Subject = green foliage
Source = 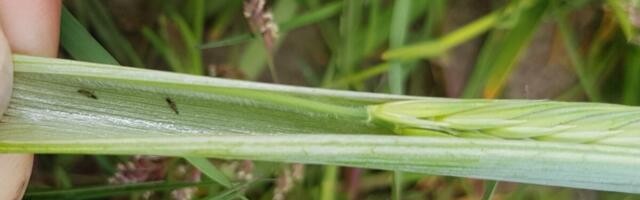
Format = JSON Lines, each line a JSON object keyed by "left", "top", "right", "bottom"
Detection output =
{"left": 4, "top": 56, "right": 640, "bottom": 194}
{"left": 481, "top": 181, "right": 498, "bottom": 200}
{"left": 624, "top": 46, "right": 640, "bottom": 105}
{"left": 68, "top": 0, "right": 144, "bottom": 67}
{"left": 140, "top": 1, "right": 206, "bottom": 75}
{"left": 388, "top": 0, "right": 411, "bottom": 94}
{"left": 382, "top": 10, "right": 499, "bottom": 61}
{"left": 184, "top": 157, "right": 232, "bottom": 188}
{"left": 15, "top": 0, "right": 640, "bottom": 198}
{"left": 25, "top": 181, "right": 219, "bottom": 200}
{"left": 463, "top": 0, "right": 548, "bottom": 98}
{"left": 60, "top": 6, "right": 118, "bottom": 65}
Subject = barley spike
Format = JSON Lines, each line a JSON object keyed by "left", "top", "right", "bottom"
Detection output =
{"left": 368, "top": 99, "right": 640, "bottom": 147}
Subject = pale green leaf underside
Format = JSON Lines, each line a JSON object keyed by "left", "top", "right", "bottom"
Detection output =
{"left": 2, "top": 56, "right": 640, "bottom": 193}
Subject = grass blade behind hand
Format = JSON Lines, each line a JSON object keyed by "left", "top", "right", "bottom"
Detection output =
{"left": 60, "top": 6, "right": 118, "bottom": 65}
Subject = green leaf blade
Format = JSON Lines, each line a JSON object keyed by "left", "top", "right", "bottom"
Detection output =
{"left": 184, "top": 157, "right": 232, "bottom": 188}
{"left": 60, "top": 6, "right": 119, "bottom": 65}
{"left": 3, "top": 56, "right": 640, "bottom": 194}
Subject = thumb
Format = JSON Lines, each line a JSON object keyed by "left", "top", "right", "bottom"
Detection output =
{"left": 0, "top": 1, "right": 61, "bottom": 199}
{"left": 0, "top": 25, "right": 10, "bottom": 118}
{"left": 0, "top": 27, "right": 32, "bottom": 200}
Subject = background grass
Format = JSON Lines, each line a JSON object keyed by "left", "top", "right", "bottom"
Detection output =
{"left": 21, "top": 0, "right": 640, "bottom": 199}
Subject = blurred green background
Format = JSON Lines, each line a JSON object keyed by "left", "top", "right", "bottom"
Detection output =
{"left": 26, "top": 0, "right": 640, "bottom": 199}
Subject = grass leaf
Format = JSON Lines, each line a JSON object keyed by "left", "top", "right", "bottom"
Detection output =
{"left": 388, "top": 0, "right": 412, "bottom": 94}
{"left": 382, "top": 11, "right": 499, "bottom": 61}
{"left": 481, "top": 181, "right": 499, "bottom": 200}
{"left": 4, "top": 56, "right": 640, "bottom": 194}
{"left": 60, "top": 6, "right": 119, "bottom": 65}
{"left": 184, "top": 157, "right": 232, "bottom": 188}
{"left": 74, "top": 0, "right": 144, "bottom": 67}
{"left": 462, "top": 0, "right": 548, "bottom": 98}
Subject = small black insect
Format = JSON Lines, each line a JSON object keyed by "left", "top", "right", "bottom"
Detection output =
{"left": 77, "top": 89, "right": 98, "bottom": 99}
{"left": 165, "top": 97, "right": 179, "bottom": 115}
